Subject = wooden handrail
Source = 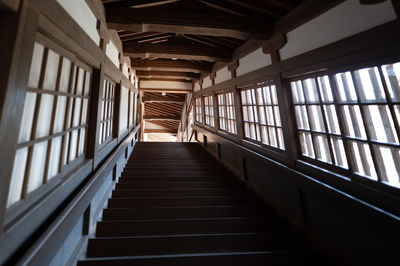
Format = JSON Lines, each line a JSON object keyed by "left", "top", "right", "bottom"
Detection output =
{"left": 17, "top": 124, "right": 141, "bottom": 265}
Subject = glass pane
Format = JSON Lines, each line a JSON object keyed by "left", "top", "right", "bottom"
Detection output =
{"left": 269, "top": 127, "right": 277, "bottom": 148}
{"left": 259, "top": 106, "right": 266, "bottom": 125}
{"left": 341, "top": 105, "right": 367, "bottom": 139}
{"left": 373, "top": 145, "right": 400, "bottom": 187}
{"left": 54, "top": 96, "right": 67, "bottom": 133}
{"left": 36, "top": 94, "right": 54, "bottom": 138}
{"left": 244, "top": 122, "right": 250, "bottom": 138}
{"left": 263, "top": 86, "right": 272, "bottom": 105}
{"left": 81, "top": 99, "right": 89, "bottom": 125}
{"left": 69, "top": 130, "right": 78, "bottom": 162}
{"left": 43, "top": 49, "right": 60, "bottom": 91}
{"left": 256, "top": 88, "right": 263, "bottom": 105}
{"left": 72, "top": 98, "right": 82, "bottom": 127}
{"left": 7, "top": 148, "right": 28, "bottom": 207}
{"left": 59, "top": 57, "right": 71, "bottom": 93}
{"left": 78, "top": 128, "right": 86, "bottom": 155}
{"left": 84, "top": 71, "right": 91, "bottom": 96}
{"left": 270, "top": 85, "right": 278, "bottom": 105}
{"left": 241, "top": 90, "right": 247, "bottom": 105}
{"left": 335, "top": 72, "right": 358, "bottom": 102}
{"left": 354, "top": 67, "right": 385, "bottom": 103}
{"left": 62, "top": 133, "right": 70, "bottom": 167}
{"left": 250, "top": 123, "right": 256, "bottom": 140}
{"left": 48, "top": 136, "right": 62, "bottom": 179}
{"left": 28, "top": 42, "right": 45, "bottom": 88}
{"left": 349, "top": 141, "right": 377, "bottom": 180}
{"left": 266, "top": 106, "right": 274, "bottom": 126}
{"left": 299, "top": 132, "right": 314, "bottom": 158}
{"left": 314, "top": 134, "right": 332, "bottom": 163}
{"left": 274, "top": 106, "right": 281, "bottom": 127}
{"left": 324, "top": 105, "right": 341, "bottom": 134}
{"left": 277, "top": 128, "right": 285, "bottom": 150}
{"left": 294, "top": 105, "right": 310, "bottom": 130}
{"left": 317, "top": 75, "right": 334, "bottom": 103}
{"left": 76, "top": 68, "right": 85, "bottom": 95}
{"left": 28, "top": 141, "right": 48, "bottom": 193}
{"left": 363, "top": 105, "right": 399, "bottom": 144}
{"left": 303, "top": 78, "right": 319, "bottom": 103}
{"left": 308, "top": 105, "right": 325, "bottom": 132}
{"left": 242, "top": 106, "right": 248, "bottom": 121}
{"left": 381, "top": 62, "right": 400, "bottom": 102}
{"left": 291, "top": 81, "right": 305, "bottom": 104}
{"left": 331, "top": 136, "right": 348, "bottom": 168}
{"left": 261, "top": 126, "right": 268, "bottom": 144}
{"left": 18, "top": 92, "right": 37, "bottom": 143}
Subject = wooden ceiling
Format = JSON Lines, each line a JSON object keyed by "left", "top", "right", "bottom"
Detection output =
{"left": 143, "top": 92, "right": 185, "bottom": 134}
{"left": 101, "top": 0, "right": 304, "bottom": 135}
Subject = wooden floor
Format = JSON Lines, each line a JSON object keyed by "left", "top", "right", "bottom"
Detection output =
{"left": 78, "top": 142, "right": 334, "bottom": 265}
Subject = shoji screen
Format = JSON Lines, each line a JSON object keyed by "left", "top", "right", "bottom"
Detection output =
{"left": 7, "top": 37, "right": 91, "bottom": 207}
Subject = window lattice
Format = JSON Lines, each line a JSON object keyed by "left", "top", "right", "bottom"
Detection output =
{"left": 217, "top": 92, "right": 237, "bottom": 134}
{"left": 195, "top": 98, "right": 202, "bottom": 122}
{"left": 291, "top": 63, "right": 400, "bottom": 187}
{"left": 204, "top": 95, "right": 215, "bottom": 127}
{"left": 99, "top": 79, "right": 115, "bottom": 144}
{"left": 8, "top": 41, "right": 91, "bottom": 207}
{"left": 241, "top": 85, "right": 285, "bottom": 150}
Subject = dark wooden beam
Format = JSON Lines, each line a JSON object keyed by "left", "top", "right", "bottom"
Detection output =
{"left": 144, "top": 129, "right": 177, "bottom": 133}
{"left": 142, "top": 96, "right": 185, "bottom": 103}
{"left": 124, "top": 42, "right": 232, "bottom": 62}
{"left": 139, "top": 88, "right": 192, "bottom": 93}
{"left": 131, "top": 59, "right": 212, "bottom": 73}
{"left": 136, "top": 70, "right": 201, "bottom": 80}
{"left": 139, "top": 77, "right": 194, "bottom": 83}
{"left": 105, "top": 3, "right": 272, "bottom": 40}
{"left": 143, "top": 115, "right": 181, "bottom": 120}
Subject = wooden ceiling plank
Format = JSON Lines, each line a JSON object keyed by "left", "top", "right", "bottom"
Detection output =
{"left": 143, "top": 115, "right": 181, "bottom": 120}
{"left": 131, "top": 59, "right": 212, "bottom": 73}
{"left": 123, "top": 41, "right": 232, "bottom": 62}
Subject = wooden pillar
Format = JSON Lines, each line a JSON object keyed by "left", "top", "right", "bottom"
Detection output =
{"left": 0, "top": 2, "right": 38, "bottom": 235}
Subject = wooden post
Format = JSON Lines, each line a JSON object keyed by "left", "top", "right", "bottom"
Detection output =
{"left": 0, "top": 2, "right": 39, "bottom": 235}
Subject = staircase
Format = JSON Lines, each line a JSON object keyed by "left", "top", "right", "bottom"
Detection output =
{"left": 78, "top": 142, "right": 334, "bottom": 265}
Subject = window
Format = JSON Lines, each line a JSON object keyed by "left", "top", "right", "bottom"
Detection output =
{"left": 217, "top": 92, "right": 237, "bottom": 134}
{"left": 99, "top": 79, "right": 115, "bottom": 145}
{"left": 291, "top": 62, "right": 400, "bottom": 188}
{"left": 241, "top": 84, "right": 285, "bottom": 150}
{"left": 195, "top": 98, "right": 202, "bottom": 122}
{"left": 8, "top": 40, "right": 91, "bottom": 207}
{"left": 204, "top": 95, "right": 215, "bottom": 127}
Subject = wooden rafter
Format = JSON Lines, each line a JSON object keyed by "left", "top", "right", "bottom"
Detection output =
{"left": 105, "top": 1, "right": 272, "bottom": 40}
{"left": 143, "top": 115, "right": 181, "bottom": 120}
{"left": 131, "top": 59, "right": 212, "bottom": 73}
{"left": 123, "top": 41, "right": 232, "bottom": 61}
{"left": 136, "top": 70, "right": 201, "bottom": 80}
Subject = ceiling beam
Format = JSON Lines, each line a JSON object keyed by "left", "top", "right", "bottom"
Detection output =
{"left": 105, "top": 4, "right": 272, "bottom": 40}
{"left": 143, "top": 115, "right": 181, "bottom": 120}
{"left": 124, "top": 42, "right": 232, "bottom": 62}
{"left": 142, "top": 96, "right": 185, "bottom": 103}
{"left": 139, "top": 77, "right": 193, "bottom": 83}
{"left": 144, "top": 129, "right": 177, "bottom": 134}
{"left": 136, "top": 70, "right": 201, "bottom": 80}
{"left": 139, "top": 88, "right": 192, "bottom": 93}
{"left": 131, "top": 59, "right": 212, "bottom": 73}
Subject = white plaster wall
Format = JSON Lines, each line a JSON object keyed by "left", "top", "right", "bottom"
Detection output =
{"left": 194, "top": 82, "right": 200, "bottom": 92}
{"left": 140, "top": 80, "right": 192, "bottom": 90}
{"left": 215, "top": 67, "right": 231, "bottom": 84}
{"left": 56, "top": 0, "right": 100, "bottom": 45}
{"left": 280, "top": 0, "right": 397, "bottom": 60}
{"left": 237, "top": 48, "right": 272, "bottom": 76}
{"left": 203, "top": 76, "right": 212, "bottom": 88}
{"left": 123, "top": 63, "right": 129, "bottom": 78}
{"left": 106, "top": 41, "right": 120, "bottom": 68}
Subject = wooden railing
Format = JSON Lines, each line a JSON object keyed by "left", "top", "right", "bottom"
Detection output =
{"left": 193, "top": 125, "right": 400, "bottom": 266}
{"left": 15, "top": 125, "right": 140, "bottom": 266}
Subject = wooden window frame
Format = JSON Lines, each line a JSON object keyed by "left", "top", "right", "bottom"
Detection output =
{"left": 217, "top": 92, "right": 237, "bottom": 135}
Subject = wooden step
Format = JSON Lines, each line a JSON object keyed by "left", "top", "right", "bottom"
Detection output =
{"left": 79, "top": 249, "right": 332, "bottom": 266}
{"left": 111, "top": 188, "right": 248, "bottom": 198}
{"left": 96, "top": 217, "right": 288, "bottom": 237}
{"left": 107, "top": 196, "right": 259, "bottom": 208}
{"left": 86, "top": 231, "right": 309, "bottom": 257}
{"left": 102, "top": 205, "right": 274, "bottom": 220}
{"left": 115, "top": 181, "right": 236, "bottom": 190}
